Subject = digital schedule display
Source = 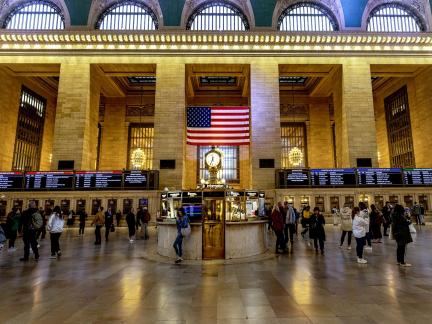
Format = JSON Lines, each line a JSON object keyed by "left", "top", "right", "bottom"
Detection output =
{"left": 403, "top": 168, "right": 432, "bottom": 186}
{"left": 357, "top": 168, "right": 403, "bottom": 186}
{"left": 25, "top": 172, "right": 74, "bottom": 190}
{"left": 0, "top": 172, "right": 24, "bottom": 190}
{"left": 286, "top": 169, "right": 310, "bottom": 186}
{"left": 311, "top": 169, "right": 356, "bottom": 187}
{"left": 75, "top": 171, "right": 122, "bottom": 190}
{"left": 123, "top": 170, "right": 148, "bottom": 189}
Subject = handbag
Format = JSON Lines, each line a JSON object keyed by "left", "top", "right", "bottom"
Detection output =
{"left": 110, "top": 223, "right": 115, "bottom": 232}
{"left": 181, "top": 223, "right": 191, "bottom": 237}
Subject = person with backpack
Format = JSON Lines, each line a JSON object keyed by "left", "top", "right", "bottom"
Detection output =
{"left": 391, "top": 204, "right": 413, "bottom": 267}
{"left": 6, "top": 207, "right": 20, "bottom": 251}
{"left": 19, "top": 201, "right": 41, "bottom": 262}
{"left": 47, "top": 206, "right": 64, "bottom": 259}
{"left": 173, "top": 207, "right": 189, "bottom": 263}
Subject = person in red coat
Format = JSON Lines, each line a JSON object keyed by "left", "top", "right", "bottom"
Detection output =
{"left": 271, "top": 203, "right": 286, "bottom": 254}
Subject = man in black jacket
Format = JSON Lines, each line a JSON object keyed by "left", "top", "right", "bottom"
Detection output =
{"left": 104, "top": 207, "right": 114, "bottom": 241}
{"left": 19, "top": 201, "right": 39, "bottom": 262}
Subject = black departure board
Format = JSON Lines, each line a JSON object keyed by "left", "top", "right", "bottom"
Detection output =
{"left": 358, "top": 168, "right": 403, "bottom": 186}
{"left": 75, "top": 171, "right": 122, "bottom": 190}
{"left": 403, "top": 168, "right": 432, "bottom": 186}
{"left": 286, "top": 169, "right": 310, "bottom": 186}
{"left": 25, "top": 172, "right": 74, "bottom": 190}
{"left": 0, "top": 172, "right": 24, "bottom": 190}
{"left": 311, "top": 169, "right": 356, "bottom": 186}
{"left": 123, "top": 170, "right": 148, "bottom": 189}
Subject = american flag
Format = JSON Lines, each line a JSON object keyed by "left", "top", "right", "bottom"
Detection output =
{"left": 186, "top": 106, "right": 250, "bottom": 146}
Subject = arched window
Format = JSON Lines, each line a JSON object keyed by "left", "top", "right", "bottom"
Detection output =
{"left": 186, "top": 1, "right": 249, "bottom": 31}
{"left": 278, "top": 2, "right": 338, "bottom": 32}
{"left": 3, "top": 1, "right": 65, "bottom": 30}
{"left": 96, "top": 1, "right": 158, "bottom": 30}
{"left": 367, "top": 4, "right": 424, "bottom": 32}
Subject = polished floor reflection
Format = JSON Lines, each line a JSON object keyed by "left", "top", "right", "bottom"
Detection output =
{"left": 1, "top": 226, "right": 431, "bottom": 324}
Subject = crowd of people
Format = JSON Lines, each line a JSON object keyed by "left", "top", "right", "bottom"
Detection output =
{"left": 269, "top": 200, "right": 419, "bottom": 266}
{"left": 0, "top": 202, "right": 152, "bottom": 261}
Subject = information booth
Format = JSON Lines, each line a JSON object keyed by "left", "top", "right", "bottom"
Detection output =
{"left": 157, "top": 189, "right": 268, "bottom": 260}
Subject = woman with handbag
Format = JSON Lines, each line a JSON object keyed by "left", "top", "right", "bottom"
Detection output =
{"left": 173, "top": 208, "right": 189, "bottom": 263}
{"left": 391, "top": 204, "right": 413, "bottom": 267}
{"left": 47, "top": 206, "right": 64, "bottom": 259}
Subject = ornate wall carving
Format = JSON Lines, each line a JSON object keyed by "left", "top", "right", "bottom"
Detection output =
{"left": 180, "top": 0, "right": 255, "bottom": 29}
{"left": 87, "top": 0, "right": 164, "bottom": 28}
{"left": 280, "top": 103, "right": 309, "bottom": 120}
{"left": 361, "top": 0, "right": 429, "bottom": 31}
{"left": 0, "top": 0, "right": 71, "bottom": 28}
{"left": 272, "top": 0, "right": 345, "bottom": 30}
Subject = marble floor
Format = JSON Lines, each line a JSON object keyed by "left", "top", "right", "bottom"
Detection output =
{"left": 1, "top": 225, "right": 431, "bottom": 324}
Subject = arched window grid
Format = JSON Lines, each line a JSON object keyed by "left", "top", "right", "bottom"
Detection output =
{"left": 96, "top": 1, "right": 158, "bottom": 30}
{"left": 3, "top": 1, "right": 65, "bottom": 30}
{"left": 367, "top": 4, "right": 424, "bottom": 32}
{"left": 278, "top": 2, "right": 339, "bottom": 32}
{"left": 186, "top": 1, "right": 249, "bottom": 31}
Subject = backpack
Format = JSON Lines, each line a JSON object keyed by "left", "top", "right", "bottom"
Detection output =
{"left": 31, "top": 211, "right": 43, "bottom": 230}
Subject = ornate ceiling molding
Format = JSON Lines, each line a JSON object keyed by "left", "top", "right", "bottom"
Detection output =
{"left": 361, "top": 0, "right": 429, "bottom": 31}
{"left": 87, "top": 0, "right": 164, "bottom": 29}
{"left": 0, "top": 0, "right": 71, "bottom": 28}
{"left": 180, "top": 0, "right": 255, "bottom": 29}
{"left": 272, "top": 0, "right": 345, "bottom": 30}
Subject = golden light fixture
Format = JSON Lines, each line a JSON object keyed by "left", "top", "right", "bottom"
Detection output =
{"left": 131, "top": 148, "right": 145, "bottom": 169}
{"left": 288, "top": 147, "right": 304, "bottom": 167}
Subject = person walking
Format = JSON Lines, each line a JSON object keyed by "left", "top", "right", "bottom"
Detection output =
{"left": 141, "top": 207, "right": 151, "bottom": 240}
{"left": 91, "top": 207, "right": 105, "bottom": 245}
{"left": 300, "top": 206, "right": 311, "bottom": 238}
{"left": 78, "top": 209, "right": 87, "bottom": 236}
{"left": 359, "top": 202, "right": 372, "bottom": 252}
{"left": 391, "top": 204, "right": 413, "bottom": 267}
{"left": 339, "top": 205, "right": 353, "bottom": 250}
{"left": 126, "top": 207, "right": 136, "bottom": 243}
{"left": 19, "top": 201, "right": 41, "bottom": 262}
{"left": 284, "top": 203, "right": 296, "bottom": 251}
{"left": 47, "top": 206, "right": 64, "bottom": 259}
{"left": 136, "top": 207, "right": 143, "bottom": 231}
{"left": 352, "top": 206, "right": 369, "bottom": 264}
{"left": 173, "top": 208, "right": 189, "bottom": 263}
{"left": 271, "top": 203, "right": 286, "bottom": 254}
{"left": 104, "top": 207, "right": 114, "bottom": 241}
{"left": 309, "top": 207, "right": 326, "bottom": 255}
{"left": 370, "top": 204, "right": 383, "bottom": 243}
{"left": 6, "top": 207, "right": 20, "bottom": 251}
{"left": 382, "top": 202, "right": 392, "bottom": 236}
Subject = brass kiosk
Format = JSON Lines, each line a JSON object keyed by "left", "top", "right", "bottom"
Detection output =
{"left": 157, "top": 189, "right": 268, "bottom": 260}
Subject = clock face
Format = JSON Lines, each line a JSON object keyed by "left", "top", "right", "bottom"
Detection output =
{"left": 205, "top": 152, "right": 221, "bottom": 167}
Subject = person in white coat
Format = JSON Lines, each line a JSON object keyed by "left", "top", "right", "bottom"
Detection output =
{"left": 352, "top": 206, "right": 369, "bottom": 264}
{"left": 339, "top": 206, "right": 353, "bottom": 250}
{"left": 47, "top": 206, "right": 64, "bottom": 259}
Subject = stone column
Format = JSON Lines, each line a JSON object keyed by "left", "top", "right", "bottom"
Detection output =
{"left": 153, "top": 62, "right": 185, "bottom": 189}
{"left": 99, "top": 98, "right": 128, "bottom": 170}
{"left": 250, "top": 61, "right": 281, "bottom": 189}
{"left": 334, "top": 61, "right": 378, "bottom": 167}
{"left": 308, "top": 103, "right": 334, "bottom": 168}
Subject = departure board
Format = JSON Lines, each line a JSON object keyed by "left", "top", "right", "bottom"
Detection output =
{"left": 123, "top": 170, "right": 148, "bottom": 189}
{"left": 75, "top": 171, "right": 123, "bottom": 190}
{"left": 286, "top": 169, "right": 310, "bottom": 186}
{"left": 0, "top": 172, "right": 24, "bottom": 190}
{"left": 311, "top": 169, "right": 356, "bottom": 186}
{"left": 25, "top": 172, "right": 74, "bottom": 190}
{"left": 403, "top": 168, "right": 432, "bottom": 186}
{"left": 357, "top": 168, "right": 403, "bottom": 186}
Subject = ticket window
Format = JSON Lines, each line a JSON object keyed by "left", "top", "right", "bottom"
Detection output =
{"left": 92, "top": 199, "right": 102, "bottom": 215}
{"left": 245, "top": 197, "right": 260, "bottom": 219}
{"left": 404, "top": 195, "right": 413, "bottom": 208}
{"left": 330, "top": 196, "right": 340, "bottom": 210}
{"left": 315, "top": 197, "right": 325, "bottom": 212}
{"left": 28, "top": 199, "right": 39, "bottom": 208}
{"left": 344, "top": 196, "right": 354, "bottom": 209}
{"left": 166, "top": 196, "right": 181, "bottom": 219}
{"left": 0, "top": 200, "right": 7, "bottom": 217}
{"left": 13, "top": 200, "right": 23, "bottom": 212}
{"left": 300, "top": 196, "right": 310, "bottom": 209}
{"left": 139, "top": 198, "right": 148, "bottom": 209}
{"left": 419, "top": 195, "right": 429, "bottom": 210}
{"left": 284, "top": 196, "right": 294, "bottom": 207}
{"left": 107, "top": 199, "right": 117, "bottom": 213}
{"left": 61, "top": 200, "right": 71, "bottom": 214}
{"left": 45, "top": 200, "right": 55, "bottom": 214}
{"left": 76, "top": 199, "right": 86, "bottom": 213}
{"left": 123, "top": 199, "right": 133, "bottom": 214}
{"left": 358, "top": 195, "right": 369, "bottom": 209}
{"left": 389, "top": 195, "right": 399, "bottom": 205}
{"left": 226, "top": 195, "right": 245, "bottom": 221}
{"left": 374, "top": 196, "right": 384, "bottom": 210}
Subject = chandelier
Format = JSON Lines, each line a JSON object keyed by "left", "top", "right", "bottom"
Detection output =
{"left": 131, "top": 148, "right": 145, "bottom": 169}
{"left": 289, "top": 147, "right": 303, "bottom": 167}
